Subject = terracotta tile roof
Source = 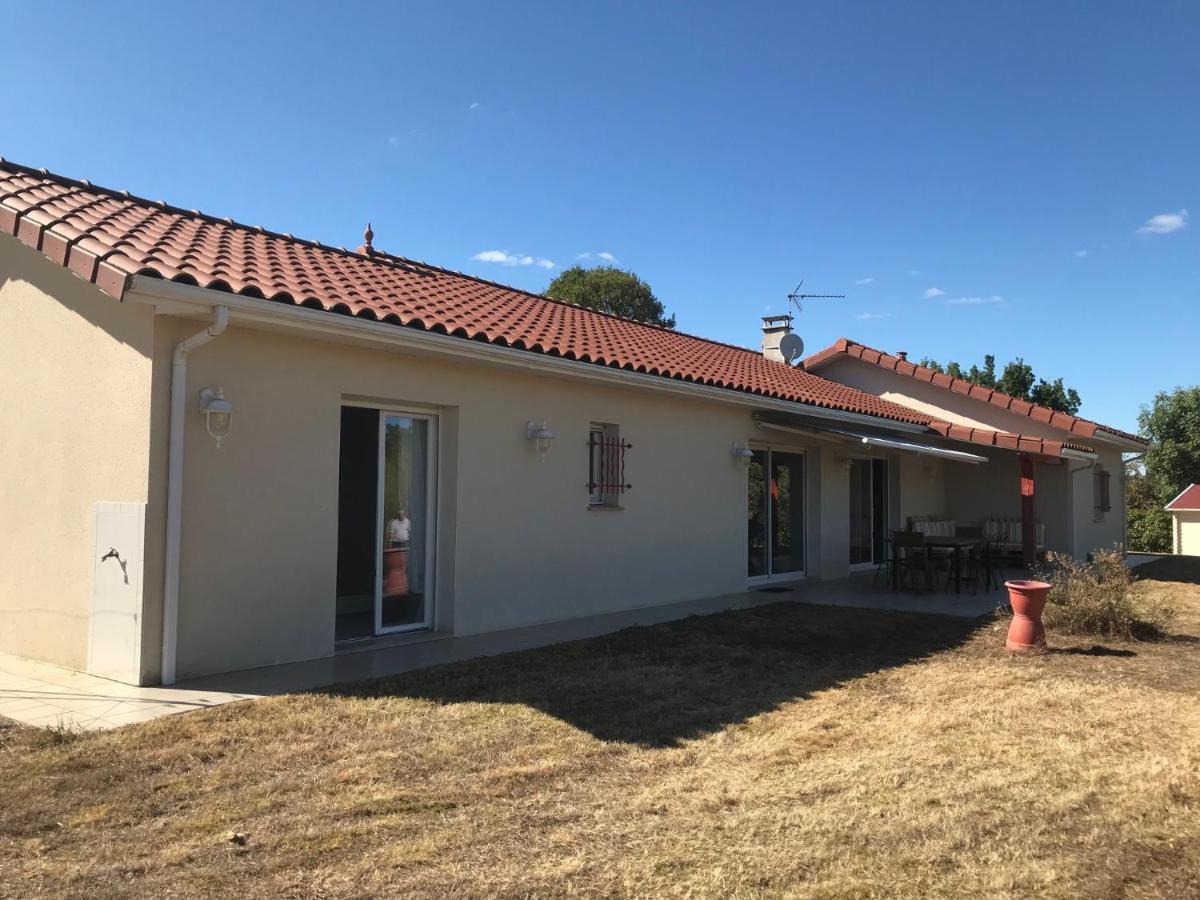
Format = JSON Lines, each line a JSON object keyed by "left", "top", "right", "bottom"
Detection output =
{"left": 0, "top": 158, "right": 936, "bottom": 426}
{"left": 802, "top": 338, "right": 1148, "bottom": 447}
{"left": 1165, "top": 484, "right": 1200, "bottom": 511}
{"left": 927, "top": 422, "right": 1095, "bottom": 459}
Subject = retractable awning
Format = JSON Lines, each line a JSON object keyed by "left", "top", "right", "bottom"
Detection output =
{"left": 752, "top": 416, "right": 990, "bottom": 464}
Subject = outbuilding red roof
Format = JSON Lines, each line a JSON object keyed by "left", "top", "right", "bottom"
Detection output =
{"left": 1166, "top": 485, "right": 1200, "bottom": 511}
{"left": 0, "top": 158, "right": 934, "bottom": 426}
{"left": 803, "top": 338, "right": 1148, "bottom": 447}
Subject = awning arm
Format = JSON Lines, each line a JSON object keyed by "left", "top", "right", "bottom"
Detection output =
{"left": 752, "top": 416, "right": 989, "bottom": 464}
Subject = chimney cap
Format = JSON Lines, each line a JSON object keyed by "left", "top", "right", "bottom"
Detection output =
{"left": 896, "top": 350, "right": 908, "bottom": 361}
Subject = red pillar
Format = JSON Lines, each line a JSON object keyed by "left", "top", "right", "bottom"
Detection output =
{"left": 1019, "top": 452, "right": 1036, "bottom": 568}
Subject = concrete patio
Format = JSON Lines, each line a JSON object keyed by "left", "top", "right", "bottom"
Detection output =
{"left": 0, "top": 572, "right": 1009, "bottom": 732}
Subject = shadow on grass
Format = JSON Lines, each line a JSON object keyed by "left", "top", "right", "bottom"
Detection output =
{"left": 1052, "top": 645, "right": 1137, "bottom": 658}
{"left": 319, "top": 602, "right": 988, "bottom": 747}
{"left": 1136, "top": 556, "right": 1200, "bottom": 586}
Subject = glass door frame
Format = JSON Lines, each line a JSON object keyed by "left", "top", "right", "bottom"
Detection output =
{"left": 848, "top": 455, "right": 889, "bottom": 571}
{"left": 848, "top": 455, "right": 876, "bottom": 572}
{"left": 370, "top": 405, "right": 439, "bottom": 636}
{"left": 747, "top": 445, "right": 807, "bottom": 585}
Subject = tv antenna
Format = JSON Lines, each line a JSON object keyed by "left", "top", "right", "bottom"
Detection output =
{"left": 786, "top": 281, "right": 845, "bottom": 316}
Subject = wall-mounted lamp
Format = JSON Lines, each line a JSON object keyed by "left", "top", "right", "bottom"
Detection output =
{"left": 199, "top": 387, "right": 235, "bottom": 448}
{"left": 732, "top": 442, "right": 754, "bottom": 465}
{"left": 526, "top": 420, "right": 555, "bottom": 460}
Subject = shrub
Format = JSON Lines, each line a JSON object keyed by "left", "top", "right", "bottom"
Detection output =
{"left": 1127, "top": 504, "right": 1173, "bottom": 553}
{"left": 1037, "top": 548, "right": 1175, "bottom": 640}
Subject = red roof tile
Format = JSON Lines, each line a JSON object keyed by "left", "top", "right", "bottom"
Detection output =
{"left": 1166, "top": 484, "right": 1200, "bottom": 511}
{"left": 0, "top": 158, "right": 1113, "bottom": 466}
{"left": 0, "top": 158, "right": 935, "bottom": 426}
{"left": 927, "top": 422, "right": 1095, "bottom": 459}
{"left": 803, "top": 338, "right": 1148, "bottom": 447}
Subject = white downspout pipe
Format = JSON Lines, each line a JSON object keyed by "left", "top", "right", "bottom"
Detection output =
{"left": 161, "top": 306, "right": 229, "bottom": 685}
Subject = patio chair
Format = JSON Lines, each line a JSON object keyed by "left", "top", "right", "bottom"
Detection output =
{"left": 892, "top": 531, "right": 937, "bottom": 592}
{"left": 959, "top": 537, "right": 999, "bottom": 594}
{"left": 872, "top": 530, "right": 895, "bottom": 587}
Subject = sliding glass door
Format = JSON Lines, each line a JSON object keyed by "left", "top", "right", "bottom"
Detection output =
{"left": 377, "top": 413, "right": 436, "bottom": 633}
{"left": 336, "top": 407, "right": 437, "bottom": 642}
{"left": 748, "top": 448, "right": 805, "bottom": 580}
{"left": 849, "top": 457, "right": 888, "bottom": 568}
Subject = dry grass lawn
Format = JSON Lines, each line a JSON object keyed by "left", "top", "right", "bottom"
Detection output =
{"left": 3, "top": 558, "right": 1199, "bottom": 899}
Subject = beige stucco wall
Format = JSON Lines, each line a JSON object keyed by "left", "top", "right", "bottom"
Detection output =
{"left": 941, "top": 450, "right": 1070, "bottom": 552}
{"left": 0, "top": 235, "right": 155, "bottom": 669}
{"left": 815, "top": 356, "right": 1131, "bottom": 559}
{"left": 1174, "top": 511, "right": 1200, "bottom": 555}
{"left": 1068, "top": 448, "right": 1126, "bottom": 558}
{"left": 815, "top": 357, "right": 1107, "bottom": 443}
{"left": 155, "top": 318, "right": 777, "bottom": 680}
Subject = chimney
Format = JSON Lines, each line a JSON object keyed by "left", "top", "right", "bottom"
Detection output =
{"left": 896, "top": 350, "right": 908, "bottom": 361}
{"left": 761, "top": 315, "right": 793, "bottom": 363}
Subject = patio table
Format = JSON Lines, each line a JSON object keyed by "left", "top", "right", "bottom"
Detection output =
{"left": 922, "top": 535, "right": 982, "bottom": 594}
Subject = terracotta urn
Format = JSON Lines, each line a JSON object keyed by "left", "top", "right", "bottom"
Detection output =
{"left": 1004, "top": 579, "right": 1050, "bottom": 652}
{"left": 383, "top": 547, "right": 409, "bottom": 595}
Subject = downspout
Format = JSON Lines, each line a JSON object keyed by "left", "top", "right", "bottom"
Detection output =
{"left": 1120, "top": 452, "right": 1145, "bottom": 555}
{"left": 161, "top": 306, "right": 229, "bottom": 685}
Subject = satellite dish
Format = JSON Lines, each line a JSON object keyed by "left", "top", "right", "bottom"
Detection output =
{"left": 778, "top": 332, "right": 805, "bottom": 365}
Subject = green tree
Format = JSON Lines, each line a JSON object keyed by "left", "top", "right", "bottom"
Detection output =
{"left": 1139, "top": 386, "right": 1200, "bottom": 505}
{"left": 546, "top": 265, "right": 676, "bottom": 328}
{"left": 967, "top": 355, "right": 997, "bottom": 389}
{"left": 997, "top": 357, "right": 1036, "bottom": 400}
{"left": 1030, "top": 377, "right": 1082, "bottom": 416}
{"left": 1125, "top": 465, "right": 1173, "bottom": 552}
{"left": 918, "top": 353, "right": 1079, "bottom": 412}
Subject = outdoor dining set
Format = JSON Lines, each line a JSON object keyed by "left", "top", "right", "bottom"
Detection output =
{"left": 876, "top": 517, "right": 1046, "bottom": 595}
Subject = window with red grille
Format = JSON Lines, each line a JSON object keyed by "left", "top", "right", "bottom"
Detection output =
{"left": 588, "top": 425, "right": 631, "bottom": 507}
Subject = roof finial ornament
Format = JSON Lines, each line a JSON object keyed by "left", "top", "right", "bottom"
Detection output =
{"left": 362, "top": 221, "right": 374, "bottom": 255}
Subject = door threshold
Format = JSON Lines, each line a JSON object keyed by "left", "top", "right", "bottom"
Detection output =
{"left": 335, "top": 629, "right": 450, "bottom": 656}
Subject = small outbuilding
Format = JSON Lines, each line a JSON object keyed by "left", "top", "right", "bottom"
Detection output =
{"left": 1166, "top": 485, "right": 1200, "bottom": 555}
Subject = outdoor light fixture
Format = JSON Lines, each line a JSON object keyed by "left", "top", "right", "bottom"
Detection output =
{"left": 732, "top": 442, "right": 754, "bottom": 464}
{"left": 526, "top": 420, "right": 555, "bottom": 459}
{"left": 199, "top": 387, "right": 235, "bottom": 448}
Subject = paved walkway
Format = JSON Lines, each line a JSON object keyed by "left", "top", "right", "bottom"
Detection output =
{"left": 1, "top": 573, "right": 1008, "bottom": 733}
{"left": 0, "top": 654, "right": 259, "bottom": 732}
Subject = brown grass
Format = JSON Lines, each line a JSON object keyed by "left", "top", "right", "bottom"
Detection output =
{"left": 3, "top": 560, "right": 1200, "bottom": 899}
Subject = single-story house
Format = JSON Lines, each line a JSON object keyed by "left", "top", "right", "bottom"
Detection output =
{"left": 0, "top": 158, "right": 1149, "bottom": 686}
{"left": 1166, "top": 485, "right": 1200, "bottom": 555}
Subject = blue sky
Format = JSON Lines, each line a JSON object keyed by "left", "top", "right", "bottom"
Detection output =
{"left": 4, "top": 2, "right": 1196, "bottom": 432}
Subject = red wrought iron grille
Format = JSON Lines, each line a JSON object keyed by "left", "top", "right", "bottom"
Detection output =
{"left": 587, "top": 431, "right": 633, "bottom": 498}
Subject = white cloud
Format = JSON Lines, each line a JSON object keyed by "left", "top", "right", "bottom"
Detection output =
{"left": 856, "top": 312, "right": 894, "bottom": 320}
{"left": 472, "top": 250, "right": 555, "bottom": 269}
{"left": 469, "top": 101, "right": 481, "bottom": 110}
{"left": 855, "top": 276, "right": 875, "bottom": 285}
{"left": 577, "top": 251, "right": 619, "bottom": 264}
{"left": 945, "top": 295, "right": 1004, "bottom": 306}
{"left": 1137, "top": 208, "right": 1188, "bottom": 235}
{"left": 923, "top": 287, "right": 945, "bottom": 298}
{"left": 1074, "top": 249, "right": 1089, "bottom": 258}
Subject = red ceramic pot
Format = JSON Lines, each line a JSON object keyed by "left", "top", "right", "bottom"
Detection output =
{"left": 383, "top": 547, "right": 409, "bottom": 595}
{"left": 1004, "top": 579, "right": 1050, "bottom": 652}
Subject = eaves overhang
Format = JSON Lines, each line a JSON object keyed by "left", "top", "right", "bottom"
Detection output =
{"left": 126, "top": 276, "right": 933, "bottom": 435}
